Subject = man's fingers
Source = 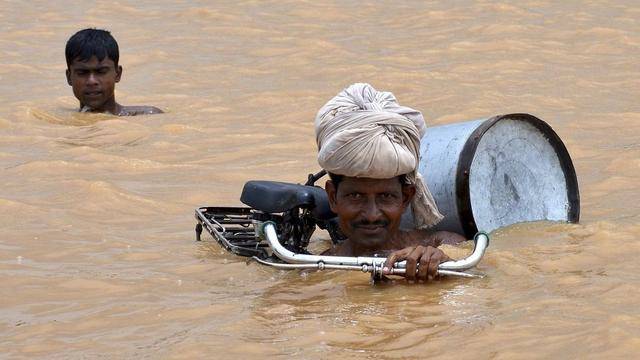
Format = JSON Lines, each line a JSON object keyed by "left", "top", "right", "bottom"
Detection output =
{"left": 404, "top": 246, "right": 422, "bottom": 281}
{"left": 383, "top": 253, "right": 397, "bottom": 271}
{"left": 428, "top": 250, "right": 439, "bottom": 280}
{"left": 383, "top": 247, "right": 411, "bottom": 274}
{"left": 383, "top": 246, "right": 452, "bottom": 282}
{"left": 427, "top": 247, "right": 449, "bottom": 280}
{"left": 417, "top": 251, "right": 430, "bottom": 281}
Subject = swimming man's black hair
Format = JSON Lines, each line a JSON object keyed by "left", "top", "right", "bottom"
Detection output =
{"left": 65, "top": 28, "right": 119, "bottom": 68}
{"left": 328, "top": 172, "right": 408, "bottom": 189}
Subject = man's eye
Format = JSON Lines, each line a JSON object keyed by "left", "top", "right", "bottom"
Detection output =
{"left": 380, "top": 193, "right": 396, "bottom": 200}
{"left": 76, "top": 70, "right": 88, "bottom": 75}
{"left": 97, "top": 68, "right": 109, "bottom": 74}
{"left": 346, "top": 193, "right": 362, "bottom": 199}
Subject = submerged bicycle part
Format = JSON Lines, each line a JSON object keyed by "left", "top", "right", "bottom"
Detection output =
{"left": 195, "top": 206, "right": 267, "bottom": 258}
{"left": 255, "top": 221, "right": 489, "bottom": 281}
{"left": 251, "top": 257, "right": 482, "bottom": 279}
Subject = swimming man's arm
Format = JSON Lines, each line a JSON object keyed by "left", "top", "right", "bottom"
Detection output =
{"left": 120, "top": 105, "right": 163, "bottom": 116}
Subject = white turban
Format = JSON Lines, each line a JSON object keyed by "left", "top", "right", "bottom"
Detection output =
{"left": 315, "top": 83, "right": 443, "bottom": 229}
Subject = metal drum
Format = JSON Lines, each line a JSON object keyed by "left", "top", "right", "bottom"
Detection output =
{"left": 416, "top": 113, "right": 579, "bottom": 238}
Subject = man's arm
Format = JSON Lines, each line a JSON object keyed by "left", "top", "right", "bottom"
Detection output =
{"left": 120, "top": 105, "right": 163, "bottom": 116}
{"left": 401, "top": 229, "right": 466, "bottom": 247}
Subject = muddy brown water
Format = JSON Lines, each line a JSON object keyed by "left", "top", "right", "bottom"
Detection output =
{"left": 1, "top": 1, "right": 639, "bottom": 359}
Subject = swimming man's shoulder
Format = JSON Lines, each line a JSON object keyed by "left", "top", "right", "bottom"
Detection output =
{"left": 119, "top": 105, "right": 164, "bottom": 116}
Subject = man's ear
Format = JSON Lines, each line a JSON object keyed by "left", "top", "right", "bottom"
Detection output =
{"left": 325, "top": 180, "right": 338, "bottom": 212}
{"left": 66, "top": 69, "right": 71, "bottom": 86}
{"left": 115, "top": 65, "right": 122, "bottom": 83}
{"left": 401, "top": 184, "right": 416, "bottom": 207}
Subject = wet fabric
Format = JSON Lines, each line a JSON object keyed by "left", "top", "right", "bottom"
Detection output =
{"left": 315, "top": 83, "right": 443, "bottom": 229}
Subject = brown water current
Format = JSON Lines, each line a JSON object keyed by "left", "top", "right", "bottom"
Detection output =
{"left": 1, "top": 1, "right": 639, "bottom": 358}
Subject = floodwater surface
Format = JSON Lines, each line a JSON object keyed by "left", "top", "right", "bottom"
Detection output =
{"left": 1, "top": 1, "right": 639, "bottom": 358}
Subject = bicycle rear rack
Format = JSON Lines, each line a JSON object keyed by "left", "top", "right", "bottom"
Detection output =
{"left": 195, "top": 206, "right": 268, "bottom": 258}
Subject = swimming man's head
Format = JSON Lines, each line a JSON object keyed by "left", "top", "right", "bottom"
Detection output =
{"left": 65, "top": 28, "right": 122, "bottom": 112}
{"left": 65, "top": 28, "right": 119, "bottom": 69}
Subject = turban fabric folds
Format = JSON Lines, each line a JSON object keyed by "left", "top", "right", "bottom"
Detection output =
{"left": 315, "top": 83, "right": 443, "bottom": 230}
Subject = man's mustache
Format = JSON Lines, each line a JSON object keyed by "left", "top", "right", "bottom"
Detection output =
{"left": 351, "top": 219, "right": 389, "bottom": 228}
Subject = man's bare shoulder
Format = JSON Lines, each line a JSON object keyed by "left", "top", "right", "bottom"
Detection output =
{"left": 396, "top": 229, "right": 466, "bottom": 248}
{"left": 119, "top": 105, "right": 163, "bottom": 116}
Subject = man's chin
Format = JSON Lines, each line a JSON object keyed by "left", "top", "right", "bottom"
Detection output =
{"left": 351, "top": 232, "right": 389, "bottom": 251}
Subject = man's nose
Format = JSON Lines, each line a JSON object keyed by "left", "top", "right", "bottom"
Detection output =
{"left": 86, "top": 73, "right": 99, "bottom": 85}
{"left": 362, "top": 198, "right": 382, "bottom": 222}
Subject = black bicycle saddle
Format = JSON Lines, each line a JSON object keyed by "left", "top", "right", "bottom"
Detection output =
{"left": 240, "top": 180, "right": 335, "bottom": 220}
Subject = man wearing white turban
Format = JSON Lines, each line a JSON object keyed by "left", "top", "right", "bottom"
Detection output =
{"left": 317, "top": 83, "right": 465, "bottom": 282}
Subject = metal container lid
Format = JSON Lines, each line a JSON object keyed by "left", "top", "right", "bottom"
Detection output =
{"left": 456, "top": 113, "right": 579, "bottom": 237}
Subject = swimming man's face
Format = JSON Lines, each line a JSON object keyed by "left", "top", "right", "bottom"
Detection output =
{"left": 326, "top": 176, "right": 414, "bottom": 252}
{"left": 66, "top": 56, "right": 122, "bottom": 111}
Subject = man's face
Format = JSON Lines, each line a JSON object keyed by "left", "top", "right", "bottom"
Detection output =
{"left": 326, "top": 176, "right": 415, "bottom": 251}
{"left": 66, "top": 56, "right": 122, "bottom": 111}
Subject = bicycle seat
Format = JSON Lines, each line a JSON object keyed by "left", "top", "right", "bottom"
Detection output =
{"left": 240, "top": 180, "right": 335, "bottom": 220}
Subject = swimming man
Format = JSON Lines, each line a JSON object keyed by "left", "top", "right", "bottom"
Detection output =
{"left": 316, "top": 83, "right": 465, "bottom": 282}
{"left": 65, "top": 28, "right": 163, "bottom": 116}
